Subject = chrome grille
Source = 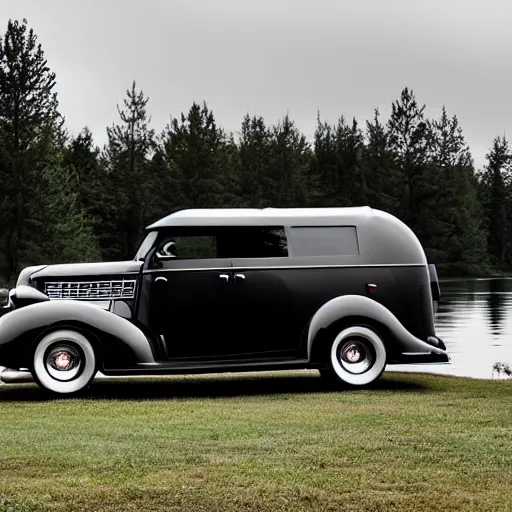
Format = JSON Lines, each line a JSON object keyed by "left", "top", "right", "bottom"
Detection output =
{"left": 44, "top": 280, "right": 136, "bottom": 300}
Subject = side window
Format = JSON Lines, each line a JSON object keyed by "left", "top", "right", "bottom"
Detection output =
{"left": 217, "top": 226, "right": 288, "bottom": 258}
{"left": 154, "top": 234, "right": 217, "bottom": 261}
{"left": 290, "top": 226, "right": 359, "bottom": 256}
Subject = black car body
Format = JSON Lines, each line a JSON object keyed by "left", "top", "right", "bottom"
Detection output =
{"left": 0, "top": 207, "right": 449, "bottom": 394}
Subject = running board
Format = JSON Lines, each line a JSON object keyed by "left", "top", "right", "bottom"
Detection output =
{"left": 105, "top": 358, "right": 311, "bottom": 376}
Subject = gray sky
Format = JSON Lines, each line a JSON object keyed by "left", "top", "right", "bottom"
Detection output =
{"left": 2, "top": 0, "right": 512, "bottom": 170}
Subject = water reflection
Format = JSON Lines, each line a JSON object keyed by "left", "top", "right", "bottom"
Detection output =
{"left": 391, "top": 277, "right": 512, "bottom": 379}
{"left": 485, "top": 279, "right": 508, "bottom": 337}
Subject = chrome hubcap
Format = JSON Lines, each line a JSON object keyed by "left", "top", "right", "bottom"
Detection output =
{"left": 52, "top": 351, "right": 73, "bottom": 370}
{"left": 45, "top": 345, "right": 82, "bottom": 381}
{"left": 339, "top": 340, "right": 374, "bottom": 374}
{"left": 344, "top": 345, "right": 362, "bottom": 363}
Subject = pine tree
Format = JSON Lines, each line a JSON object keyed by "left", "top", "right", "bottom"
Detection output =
{"left": 104, "top": 81, "right": 154, "bottom": 259}
{"left": 362, "top": 109, "right": 400, "bottom": 214}
{"left": 313, "top": 114, "right": 366, "bottom": 207}
{"left": 478, "top": 136, "right": 511, "bottom": 267}
{"left": 40, "top": 157, "right": 101, "bottom": 264}
{"left": 387, "top": 87, "right": 431, "bottom": 226}
{"left": 426, "top": 108, "right": 489, "bottom": 274}
{"left": 334, "top": 116, "right": 366, "bottom": 206}
{"left": 0, "top": 18, "right": 62, "bottom": 280}
{"left": 218, "top": 131, "right": 242, "bottom": 208}
{"left": 143, "top": 142, "right": 182, "bottom": 225}
{"left": 312, "top": 115, "right": 336, "bottom": 206}
{"left": 64, "top": 128, "right": 115, "bottom": 260}
{"left": 267, "top": 114, "right": 317, "bottom": 207}
{"left": 238, "top": 114, "right": 271, "bottom": 207}
{"left": 161, "top": 102, "right": 232, "bottom": 209}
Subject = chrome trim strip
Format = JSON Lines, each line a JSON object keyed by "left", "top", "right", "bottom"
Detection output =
{"left": 46, "top": 298, "right": 122, "bottom": 302}
{"left": 144, "top": 263, "right": 425, "bottom": 273}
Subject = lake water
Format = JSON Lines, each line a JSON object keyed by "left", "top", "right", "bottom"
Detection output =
{"left": 391, "top": 277, "right": 512, "bottom": 379}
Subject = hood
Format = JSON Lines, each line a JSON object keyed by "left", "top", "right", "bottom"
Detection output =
{"left": 22, "top": 261, "right": 143, "bottom": 283}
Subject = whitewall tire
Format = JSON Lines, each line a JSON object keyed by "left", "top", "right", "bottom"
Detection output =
{"left": 329, "top": 326, "right": 386, "bottom": 386}
{"left": 32, "top": 329, "right": 97, "bottom": 394}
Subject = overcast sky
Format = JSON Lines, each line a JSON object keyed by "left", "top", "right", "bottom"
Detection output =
{"left": 1, "top": 0, "right": 511, "bottom": 169}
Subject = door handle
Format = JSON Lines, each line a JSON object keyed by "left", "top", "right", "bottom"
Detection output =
{"left": 234, "top": 273, "right": 245, "bottom": 282}
{"left": 155, "top": 276, "right": 168, "bottom": 283}
{"left": 219, "top": 274, "right": 230, "bottom": 282}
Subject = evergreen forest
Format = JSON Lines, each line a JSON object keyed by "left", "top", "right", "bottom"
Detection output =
{"left": 1, "top": 18, "right": 510, "bottom": 285}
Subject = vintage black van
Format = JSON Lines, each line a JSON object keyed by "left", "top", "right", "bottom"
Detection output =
{"left": 0, "top": 207, "right": 449, "bottom": 394}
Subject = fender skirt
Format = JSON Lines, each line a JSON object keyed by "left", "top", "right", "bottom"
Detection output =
{"left": 307, "top": 295, "right": 449, "bottom": 361}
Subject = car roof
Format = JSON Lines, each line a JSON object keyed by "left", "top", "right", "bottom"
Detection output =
{"left": 146, "top": 207, "right": 374, "bottom": 229}
{"left": 145, "top": 207, "right": 428, "bottom": 265}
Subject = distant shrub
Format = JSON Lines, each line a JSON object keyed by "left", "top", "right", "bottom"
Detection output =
{"left": 493, "top": 362, "right": 512, "bottom": 379}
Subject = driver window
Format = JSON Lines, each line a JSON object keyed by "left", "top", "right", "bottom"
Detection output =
{"left": 153, "top": 234, "right": 217, "bottom": 262}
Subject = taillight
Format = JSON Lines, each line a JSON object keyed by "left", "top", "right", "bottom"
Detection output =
{"left": 366, "top": 283, "right": 377, "bottom": 296}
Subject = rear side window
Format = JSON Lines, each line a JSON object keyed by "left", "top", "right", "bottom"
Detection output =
{"left": 218, "top": 227, "right": 288, "bottom": 258}
{"left": 290, "top": 226, "right": 359, "bottom": 256}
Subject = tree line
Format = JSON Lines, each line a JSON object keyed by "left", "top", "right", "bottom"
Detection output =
{"left": 0, "top": 18, "right": 510, "bottom": 285}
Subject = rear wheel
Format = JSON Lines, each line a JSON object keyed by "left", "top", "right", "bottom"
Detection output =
{"left": 32, "top": 329, "right": 97, "bottom": 394}
{"left": 323, "top": 326, "right": 387, "bottom": 386}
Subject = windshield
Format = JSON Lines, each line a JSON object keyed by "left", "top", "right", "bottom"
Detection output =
{"left": 134, "top": 231, "right": 158, "bottom": 261}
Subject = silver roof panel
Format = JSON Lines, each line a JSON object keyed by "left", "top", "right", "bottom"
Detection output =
{"left": 146, "top": 207, "right": 374, "bottom": 229}
{"left": 145, "top": 207, "right": 428, "bottom": 266}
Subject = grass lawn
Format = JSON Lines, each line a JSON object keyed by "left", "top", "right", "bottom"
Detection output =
{"left": 0, "top": 371, "right": 511, "bottom": 511}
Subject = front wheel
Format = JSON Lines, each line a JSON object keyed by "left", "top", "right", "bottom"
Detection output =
{"left": 325, "top": 326, "right": 387, "bottom": 386}
{"left": 32, "top": 329, "right": 97, "bottom": 394}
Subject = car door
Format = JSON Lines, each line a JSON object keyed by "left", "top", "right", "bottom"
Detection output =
{"left": 145, "top": 229, "right": 235, "bottom": 360}
{"left": 217, "top": 226, "right": 300, "bottom": 358}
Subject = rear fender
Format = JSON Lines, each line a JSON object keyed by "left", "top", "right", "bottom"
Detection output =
{"left": 307, "top": 295, "right": 448, "bottom": 361}
{"left": 0, "top": 300, "right": 157, "bottom": 370}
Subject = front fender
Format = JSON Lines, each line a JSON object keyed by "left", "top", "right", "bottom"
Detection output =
{"left": 9, "top": 285, "right": 49, "bottom": 308}
{"left": 307, "top": 295, "right": 448, "bottom": 360}
{"left": 0, "top": 300, "right": 157, "bottom": 370}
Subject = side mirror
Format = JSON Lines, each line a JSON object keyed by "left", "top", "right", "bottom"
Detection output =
{"left": 156, "top": 241, "right": 177, "bottom": 261}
